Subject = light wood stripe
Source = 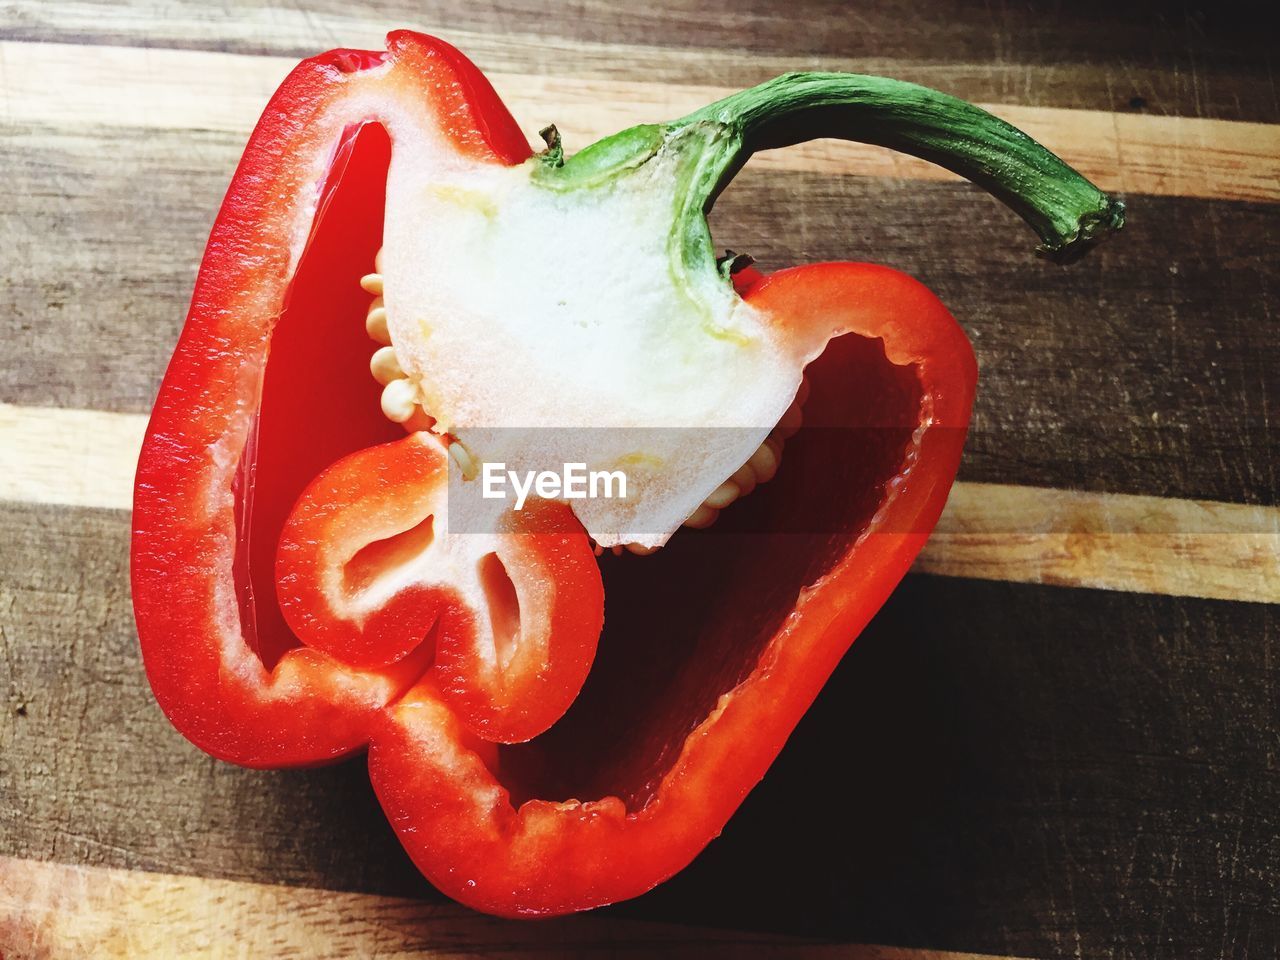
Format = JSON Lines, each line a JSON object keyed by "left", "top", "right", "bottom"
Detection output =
{"left": 0, "top": 855, "right": 1013, "bottom": 960}
{"left": 926, "top": 483, "right": 1279, "bottom": 604}
{"left": 0, "top": 404, "right": 146, "bottom": 512}
{"left": 4, "top": 41, "right": 1278, "bottom": 203}
{"left": 2, "top": 403, "right": 1275, "bottom": 603}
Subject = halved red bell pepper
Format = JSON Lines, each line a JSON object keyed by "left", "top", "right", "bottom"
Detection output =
{"left": 132, "top": 31, "right": 1121, "bottom": 916}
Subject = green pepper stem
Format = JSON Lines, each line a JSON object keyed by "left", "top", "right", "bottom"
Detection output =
{"left": 670, "top": 72, "right": 1124, "bottom": 263}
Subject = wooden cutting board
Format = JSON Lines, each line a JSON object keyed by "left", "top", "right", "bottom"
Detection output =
{"left": 1, "top": 2, "right": 1276, "bottom": 957}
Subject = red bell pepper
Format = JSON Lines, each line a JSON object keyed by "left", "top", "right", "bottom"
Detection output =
{"left": 132, "top": 31, "right": 1121, "bottom": 916}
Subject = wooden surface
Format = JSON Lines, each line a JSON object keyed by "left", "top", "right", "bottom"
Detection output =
{"left": 1, "top": 2, "right": 1277, "bottom": 958}
{"left": 4, "top": 858, "right": 1004, "bottom": 960}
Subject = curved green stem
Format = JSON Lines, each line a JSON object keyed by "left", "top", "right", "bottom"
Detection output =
{"left": 532, "top": 70, "right": 1124, "bottom": 311}
{"left": 670, "top": 71, "right": 1124, "bottom": 264}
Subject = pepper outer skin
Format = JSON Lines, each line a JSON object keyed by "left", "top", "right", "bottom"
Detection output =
{"left": 132, "top": 30, "right": 1063, "bottom": 918}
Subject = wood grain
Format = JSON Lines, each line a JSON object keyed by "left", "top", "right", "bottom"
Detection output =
{"left": 2, "top": 129, "right": 1277, "bottom": 507}
{"left": 5, "top": 41, "right": 1278, "bottom": 202}
{"left": 1, "top": 504, "right": 1274, "bottom": 957}
{"left": 3, "top": 403, "right": 1275, "bottom": 602}
{"left": 4, "top": 857, "right": 977, "bottom": 960}
{"left": 3, "top": 0, "right": 1276, "bottom": 123}
{"left": 925, "top": 483, "right": 1280, "bottom": 603}
{"left": 1, "top": 2, "right": 1277, "bottom": 957}
{"left": 0, "top": 406, "right": 145, "bottom": 512}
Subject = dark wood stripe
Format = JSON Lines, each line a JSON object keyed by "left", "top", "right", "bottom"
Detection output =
{"left": 2, "top": 1, "right": 1276, "bottom": 122}
{"left": 0, "top": 125, "right": 223, "bottom": 415}
{"left": 1, "top": 503, "right": 1275, "bottom": 957}
{"left": 1, "top": 124, "right": 1275, "bottom": 506}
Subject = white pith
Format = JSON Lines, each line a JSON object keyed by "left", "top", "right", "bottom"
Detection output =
{"left": 367, "top": 135, "right": 811, "bottom": 549}
{"left": 325, "top": 442, "right": 522, "bottom": 671}
{"left": 346, "top": 531, "right": 514, "bottom": 671}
